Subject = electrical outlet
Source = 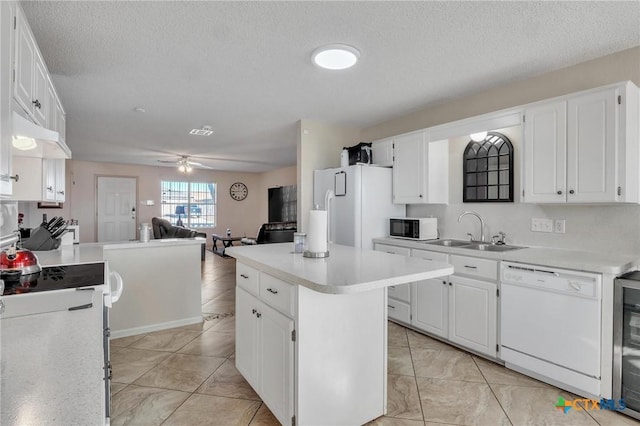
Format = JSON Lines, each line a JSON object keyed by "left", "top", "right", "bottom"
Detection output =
{"left": 531, "top": 218, "right": 554, "bottom": 233}
{"left": 554, "top": 219, "right": 566, "bottom": 234}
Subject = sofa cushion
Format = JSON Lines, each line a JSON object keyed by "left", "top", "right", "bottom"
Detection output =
{"left": 151, "top": 217, "right": 207, "bottom": 260}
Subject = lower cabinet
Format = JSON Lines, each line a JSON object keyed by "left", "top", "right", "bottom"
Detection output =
{"left": 412, "top": 277, "right": 448, "bottom": 338}
{"left": 448, "top": 275, "right": 497, "bottom": 357}
{"left": 236, "top": 286, "right": 294, "bottom": 425}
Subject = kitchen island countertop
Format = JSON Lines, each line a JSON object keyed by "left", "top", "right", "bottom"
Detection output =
{"left": 226, "top": 242, "right": 454, "bottom": 294}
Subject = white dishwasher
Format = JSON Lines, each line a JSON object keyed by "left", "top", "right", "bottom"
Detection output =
{"left": 500, "top": 262, "right": 602, "bottom": 397}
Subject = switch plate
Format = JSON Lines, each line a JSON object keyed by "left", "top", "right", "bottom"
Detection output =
{"left": 554, "top": 219, "right": 566, "bottom": 234}
{"left": 531, "top": 218, "right": 553, "bottom": 233}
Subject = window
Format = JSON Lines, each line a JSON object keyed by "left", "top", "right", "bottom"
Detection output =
{"left": 161, "top": 181, "right": 216, "bottom": 228}
{"left": 463, "top": 132, "right": 513, "bottom": 202}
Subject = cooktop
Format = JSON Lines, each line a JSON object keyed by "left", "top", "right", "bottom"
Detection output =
{"left": 1, "top": 263, "right": 105, "bottom": 296}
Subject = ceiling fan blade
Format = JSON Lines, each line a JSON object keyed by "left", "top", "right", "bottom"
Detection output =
{"left": 158, "top": 160, "right": 178, "bottom": 164}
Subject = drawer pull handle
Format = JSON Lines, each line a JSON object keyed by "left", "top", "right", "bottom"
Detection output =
{"left": 569, "top": 282, "right": 582, "bottom": 291}
{"left": 386, "top": 252, "right": 395, "bottom": 254}
{"left": 389, "top": 286, "right": 396, "bottom": 289}
{"left": 266, "top": 288, "right": 278, "bottom": 295}
{"left": 464, "top": 265, "right": 477, "bottom": 269}
{"left": 387, "top": 305, "right": 396, "bottom": 309}
{"left": 240, "top": 274, "right": 249, "bottom": 279}
{"left": 69, "top": 302, "right": 93, "bottom": 311}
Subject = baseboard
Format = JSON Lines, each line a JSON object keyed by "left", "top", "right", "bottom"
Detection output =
{"left": 110, "top": 316, "right": 203, "bottom": 339}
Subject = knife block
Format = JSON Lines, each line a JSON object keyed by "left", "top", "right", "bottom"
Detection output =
{"left": 22, "top": 226, "right": 61, "bottom": 251}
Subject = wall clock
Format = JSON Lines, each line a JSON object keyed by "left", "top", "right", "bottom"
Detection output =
{"left": 230, "top": 182, "right": 248, "bottom": 201}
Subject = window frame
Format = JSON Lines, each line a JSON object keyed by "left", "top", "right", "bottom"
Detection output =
{"left": 160, "top": 180, "right": 217, "bottom": 228}
{"left": 462, "top": 132, "right": 514, "bottom": 203}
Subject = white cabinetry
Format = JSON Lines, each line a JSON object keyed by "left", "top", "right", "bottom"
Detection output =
{"left": 372, "top": 138, "right": 393, "bottom": 167}
{"left": 43, "top": 158, "right": 65, "bottom": 202}
{"left": 447, "top": 255, "right": 498, "bottom": 357}
{"left": 392, "top": 131, "right": 448, "bottom": 204}
{"left": 523, "top": 82, "right": 639, "bottom": 204}
{"left": 10, "top": 156, "right": 65, "bottom": 202}
{"left": 411, "top": 249, "right": 449, "bottom": 338}
{"left": 374, "top": 243, "right": 411, "bottom": 323}
{"left": 235, "top": 264, "right": 295, "bottom": 426}
{"left": 0, "top": 1, "right": 14, "bottom": 197}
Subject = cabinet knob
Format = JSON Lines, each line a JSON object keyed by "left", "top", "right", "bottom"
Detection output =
{"left": 442, "top": 280, "right": 447, "bottom": 285}
{"left": 419, "top": 194, "right": 423, "bottom": 198}
{"left": 240, "top": 274, "right": 248, "bottom": 279}
{"left": 266, "top": 288, "right": 278, "bottom": 295}
{"left": 256, "top": 312, "right": 262, "bottom": 318}
{"left": 569, "top": 189, "right": 575, "bottom": 194}
{"left": 557, "top": 190, "right": 562, "bottom": 195}
{"left": 32, "top": 99, "right": 41, "bottom": 109}
{"left": 252, "top": 308, "right": 257, "bottom": 315}
{"left": 57, "top": 190, "right": 64, "bottom": 195}
{"left": 1, "top": 174, "right": 19, "bottom": 182}
{"left": 46, "top": 186, "right": 53, "bottom": 192}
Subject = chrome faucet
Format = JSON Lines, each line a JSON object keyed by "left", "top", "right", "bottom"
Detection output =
{"left": 458, "top": 211, "right": 485, "bottom": 242}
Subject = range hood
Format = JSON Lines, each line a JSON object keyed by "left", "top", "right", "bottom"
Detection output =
{"left": 11, "top": 112, "right": 71, "bottom": 159}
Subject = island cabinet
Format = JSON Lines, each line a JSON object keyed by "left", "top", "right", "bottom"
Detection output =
{"left": 229, "top": 243, "right": 453, "bottom": 426}
{"left": 522, "top": 81, "right": 639, "bottom": 204}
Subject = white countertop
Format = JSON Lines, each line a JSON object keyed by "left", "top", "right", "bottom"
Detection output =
{"left": 33, "top": 238, "right": 204, "bottom": 267}
{"left": 226, "top": 243, "right": 454, "bottom": 294}
{"left": 373, "top": 237, "right": 639, "bottom": 275}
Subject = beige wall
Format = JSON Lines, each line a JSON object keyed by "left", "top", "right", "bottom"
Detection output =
{"left": 296, "top": 119, "right": 360, "bottom": 232}
{"left": 362, "top": 46, "right": 640, "bottom": 141}
{"left": 22, "top": 160, "right": 297, "bottom": 244}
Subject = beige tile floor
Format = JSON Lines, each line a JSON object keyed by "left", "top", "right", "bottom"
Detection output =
{"left": 110, "top": 251, "right": 640, "bottom": 426}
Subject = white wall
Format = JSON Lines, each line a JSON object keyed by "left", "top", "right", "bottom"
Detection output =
{"left": 407, "top": 127, "right": 640, "bottom": 256}
{"left": 296, "top": 119, "right": 360, "bottom": 232}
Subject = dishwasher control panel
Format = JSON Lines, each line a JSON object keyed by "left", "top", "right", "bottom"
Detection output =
{"left": 501, "top": 262, "right": 601, "bottom": 299}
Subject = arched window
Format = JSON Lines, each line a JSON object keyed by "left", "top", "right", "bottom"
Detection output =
{"left": 463, "top": 132, "right": 513, "bottom": 202}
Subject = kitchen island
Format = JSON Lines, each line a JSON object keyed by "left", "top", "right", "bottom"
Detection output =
{"left": 226, "top": 243, "right": 453, "bottom": 426}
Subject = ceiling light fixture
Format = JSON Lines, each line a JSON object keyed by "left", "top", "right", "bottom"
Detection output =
{"left": 189, "top": 125, "right": 213, "bottom": 136}
{"left": 12, "top": 136, "right": 37, "bottom": 151}
{"left": 133, "top": 107, "right": 146, "bottom": 113}
{"left": 177, "top": 158, "right": 193, "bottom": 173}
{"left": 312, "top": 44, "right": 360, "bottom": 70}
{"left": 470, "top": 131, "right": 488, "bottom": 142}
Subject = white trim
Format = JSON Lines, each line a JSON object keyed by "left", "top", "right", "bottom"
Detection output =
{"left": 109, "top": 315, "right": 202, "bottom": 339}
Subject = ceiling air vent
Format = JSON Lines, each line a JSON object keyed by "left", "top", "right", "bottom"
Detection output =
{"left": 189, "top": 125, "right": 213, "bottom": 136}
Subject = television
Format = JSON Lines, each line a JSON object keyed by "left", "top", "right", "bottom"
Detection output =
{"left": 268, "top": 185, "right": 297, "bottom": 223}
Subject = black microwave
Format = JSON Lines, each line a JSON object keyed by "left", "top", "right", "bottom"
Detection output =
{"left": 389, "top": 217, "right": 438, "bottom": 240}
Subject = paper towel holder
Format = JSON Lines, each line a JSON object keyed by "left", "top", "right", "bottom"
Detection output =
{"left": 303, "top": 250, "right": 329, "bottom": 258}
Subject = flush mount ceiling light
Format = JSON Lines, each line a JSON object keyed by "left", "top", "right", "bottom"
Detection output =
{"left": 312, "top": 44, "right": 360, "bottom": 70}
{"left": 189, "top": 125, "right": 213, "bottom": 136}
{"left": 470, "top": 131, "right": 488, "bottom": 142}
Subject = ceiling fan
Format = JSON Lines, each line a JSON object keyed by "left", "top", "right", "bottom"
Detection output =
{"left": 157, "top": 155, "right": 212, "bottom": 173}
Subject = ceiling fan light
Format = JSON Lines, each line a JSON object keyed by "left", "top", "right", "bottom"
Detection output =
{"left": 178, "top": 164, "right": 186, "bottom": 173}
{"left": 312, "top": 44, "right": 360, "bottom": 70}
{"left": 186, "top": 165, "right": 193, "bottom": 172}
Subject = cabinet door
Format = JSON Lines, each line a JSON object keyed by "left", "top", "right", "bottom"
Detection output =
{"left": 522, "top": 100, "right": 567, "bottom": 203}
{"left": 11, "top": 156, "right": 43, "bottom": 201}
{"left": 412, "top": 277, "right": 448, "bottom": 338}
{"left": 32, "top": 53, "right": 48, "bottom": 126}
{"left": 258, "top": 301, "right": 294, "bottom": 426}
{"left": 235, "top": 287, "right": 259, "bottom": 390}
{"left": 567, "top": 87, "right": 617, "bottom": 203}
{"left": 42, "top": 158, "right": 56, "bottom": 201}
{"left": 56, "top": 99, "right": 66, "bottom": 144}
{"left": 392, "top": 132, "right": 426, "bottom": 204}
{"left": 13, "top": 8, "right": 35, "bottom": 118}
{"left": 372, "top": 138, "right": 393, "bottom": 167}
{"left": 46, "top": 83, "right": 57, "bottom": 131}
{"left": 448, "top": 275, "right": 497, "bottom": 357}
{"left": 54, "top": 159, "right": 65, "bottom": 202}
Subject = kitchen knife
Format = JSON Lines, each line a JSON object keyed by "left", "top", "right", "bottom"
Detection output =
{"left": 46, "top": 217, "right": 57, "bottom": 231}
{"left": 51, "top": 227, "right": 67, "bottom": 239}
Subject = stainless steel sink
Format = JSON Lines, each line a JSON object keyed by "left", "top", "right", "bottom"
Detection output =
{"left": 425, "top": 239, "right": 472, "bottom": 247}
{"left": 466, "top": 243, "right": 526, "bottom": 252}
{"left": 425, "top": 239, "right": 526, "bottom": 252}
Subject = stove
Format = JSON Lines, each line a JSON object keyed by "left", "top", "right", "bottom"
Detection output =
{"left": 1, "top": 262, "right": 105, "bottom": 296}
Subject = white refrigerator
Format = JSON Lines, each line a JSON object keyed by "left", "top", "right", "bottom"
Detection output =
{"left": 314, "top": 165, "right": 405, "bottom": 250}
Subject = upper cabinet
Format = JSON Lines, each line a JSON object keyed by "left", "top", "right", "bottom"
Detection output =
{"left": 523, "top": 82, "right": 639, "bottom": 204}
{"left": 0, "top": 2, "right": 14, "bottom": 197}
{"left": 391, "top": 131, "right": 448, "bottom": 204}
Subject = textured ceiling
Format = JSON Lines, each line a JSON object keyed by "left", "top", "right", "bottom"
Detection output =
{"left": 21, "top": 1, "right": 640, "bottom": 172}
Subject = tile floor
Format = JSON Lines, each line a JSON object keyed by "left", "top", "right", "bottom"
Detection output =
{"left": 110, "top": 251, "right": 640, "bottom": 426}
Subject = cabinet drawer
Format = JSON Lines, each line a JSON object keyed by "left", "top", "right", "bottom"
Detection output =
{"left": 450, "top": 255, "right": 497, "bottom": 281}
{"left": 260, "top": 273, "right": 296, "bottom": 317}
{"left": 375, "top": 244, "right": 410, "bottom": 257}
{"left": 388, "top": 283, "right": 411, "bottom": 303}
{"left": 411, "top": 249, "right": 448, "bottom": 263}
{"left": 387, "top": 298, "right": 410, "bottom": 323}
{"left": 237, "top": 263, "right": 259, "bottom": 296}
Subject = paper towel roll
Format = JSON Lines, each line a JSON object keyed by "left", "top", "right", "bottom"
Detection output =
{"left": 307, "top": 210, "right": 328, "bottom": 253}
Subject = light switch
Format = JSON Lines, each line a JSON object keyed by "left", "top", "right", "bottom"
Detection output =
{"left": 531, "top": 218, "right": 553, "bottom": 233}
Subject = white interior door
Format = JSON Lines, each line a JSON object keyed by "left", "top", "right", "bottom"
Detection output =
{"left": 97, "top": 176, "right": 137, "bottom": 242}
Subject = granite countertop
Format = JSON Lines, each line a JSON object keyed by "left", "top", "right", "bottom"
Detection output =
{"left": 226, "top": 243, "right": 454, "bottom": 294}
{"left": 372, "top": 237, "right": 639, "bottom": 275}
{"left": 33, "top": 238, "right": 204, "bottom": 267}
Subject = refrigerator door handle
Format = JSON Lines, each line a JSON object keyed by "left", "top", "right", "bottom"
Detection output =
{"left": 325, "top": 189, "right": 335, "bottom": 244}
{"left": 108, "top": 271, "right": 124, "bottom": 305}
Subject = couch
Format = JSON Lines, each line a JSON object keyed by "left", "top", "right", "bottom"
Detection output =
{"left": 242, "top": 221, "right": 297, "bottom": 245}
{"left": 151, "top": 217, "right": 207, "bottom": 260}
